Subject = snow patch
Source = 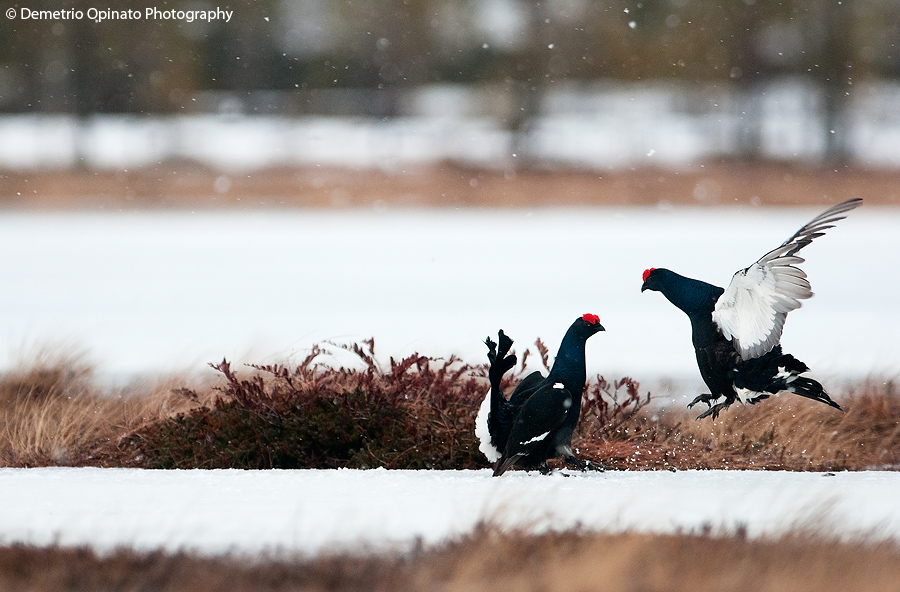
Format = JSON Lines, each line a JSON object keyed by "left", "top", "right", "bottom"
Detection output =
{"left": 2, "top": 468, "right": 900, "bottom": 556}
{"left": 0, "top": 208, "right": 893, "bottom": 378}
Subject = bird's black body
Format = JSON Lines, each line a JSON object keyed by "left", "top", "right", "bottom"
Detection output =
{"left": 641, "top": 269, "right": 839, "bottom": 419}
{"left": 641, "top": 198, "right": 861, "bottom": 419}
{"left": 478, "top": 314, "right": 605, "bottom": 476}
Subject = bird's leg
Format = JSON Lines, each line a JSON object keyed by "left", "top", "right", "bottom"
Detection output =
{"left": 558, "top": 444, "right": 612, "bottom": 472}
{"left": 562, "top": 455, "right": 611, "bottom": 472}
{"left": 687, "top": 393, "right": 717, "bottom": 409}
{"left": 562, "top": 455, "right": 588, "bottom": 471}
{"left": 695, "top": 400, "right": 733, "bottom": 420}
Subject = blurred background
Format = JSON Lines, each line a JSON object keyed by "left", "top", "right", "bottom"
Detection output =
{"left": 0, "top": 0, "right": 896, "bottom": 380}
{"left": 3, "top": 0, "right": 900, "bottom": 180}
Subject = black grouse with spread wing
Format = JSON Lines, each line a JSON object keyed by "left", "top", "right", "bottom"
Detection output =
{"left": 641, "top": 198, "right": 861, "bottom": 420}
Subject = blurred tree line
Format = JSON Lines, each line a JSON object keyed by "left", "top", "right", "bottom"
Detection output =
{"left": 0, "top": 0, "right": 897, "bottom": 160}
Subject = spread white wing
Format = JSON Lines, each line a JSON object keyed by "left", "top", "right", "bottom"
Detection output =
{"left": 712, "top": 199, "right": 862, "bottom": 360}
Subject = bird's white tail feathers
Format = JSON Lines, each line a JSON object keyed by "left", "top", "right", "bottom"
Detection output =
{"left": 475, "top": 388, "right": 501, "bottom": 462}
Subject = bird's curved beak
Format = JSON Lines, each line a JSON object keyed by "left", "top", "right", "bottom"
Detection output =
{"left": 641, "top": 281, "right": 649, "bottom": 292}
{"left": 598, "top": 324, "right": 606, "bottom": 331}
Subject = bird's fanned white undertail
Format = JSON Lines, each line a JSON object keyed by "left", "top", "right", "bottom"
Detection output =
{"left": 475, "top": 388, "right": 500, "bottom": 462}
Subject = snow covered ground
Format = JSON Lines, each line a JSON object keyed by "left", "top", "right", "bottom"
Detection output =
{"left": 1, "top": 208, "right": 896, "bottom": 559}
{"left": 2, "top": 468, "right": 899, "bottom": 556}
{"left": 0, "top": 206, "right": 893, "bottom": 386}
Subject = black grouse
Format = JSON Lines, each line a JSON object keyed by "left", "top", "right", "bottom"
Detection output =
{"left": 641, "top": 198, "right": 861, "bottom": 420}
{"left": 475, "top": 314, "right": 606, "bottom": 476}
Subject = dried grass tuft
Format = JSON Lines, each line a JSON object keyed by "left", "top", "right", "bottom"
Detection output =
{"left": 584, "top": 378, "right": 900, "bottom": 471}
{"left": 2, "top": 528, "right": 900, "bottom": 592}
{"left": 0, "top": 346, "right": 205, "bottom": 467}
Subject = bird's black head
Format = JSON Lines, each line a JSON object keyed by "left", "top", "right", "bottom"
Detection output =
{"left": 548, "top": 313, "right": 605, "bottom": 385}
{"left": 640, "top": 267, "right": 722, "bottom": 315}
{"left": 577, "top": 313, "right": 606, "bottom": 336}
{"left": 641, "top": 267, "right": 662, "bottom": 293}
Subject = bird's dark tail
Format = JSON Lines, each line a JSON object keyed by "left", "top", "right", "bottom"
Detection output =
{"left": 788, "top": 376, "right": 843, "bottom": 411}
{"left": 486, "top": 330, "right": 516, "bottom": 393}
{"left": 482, "top": 331, "right": 518, "bottom": 454}
{"left": 751, "top": 349, "right": 843, "bottom": 412}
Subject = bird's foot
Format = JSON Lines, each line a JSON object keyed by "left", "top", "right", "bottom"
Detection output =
{"left": 695, "top": 400, "right": 732, "bottom": 420}
{"left": 687, "top": 393, "right": 716, "bottom": 409}
{"left": 563, "top": 455, "right": 612, "bottom": 472}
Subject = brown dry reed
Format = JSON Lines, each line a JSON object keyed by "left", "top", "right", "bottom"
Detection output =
{"left": 584, "top": 379, "right": 900, "bottom": 472}
{"left": 2, "top": 527, "right": 900, "bottom": 592}
{"left": 0, "top": 346, "right": 205, "bottom": 467}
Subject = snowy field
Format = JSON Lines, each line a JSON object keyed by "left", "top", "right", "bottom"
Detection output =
{"left": 0, "top": 206, "right": 894, "bottom": 385}
{"left": 1, "top": 207, "right": 896, "bottom": 559}
{"left": 2, "top": 468, "right": 899, "bottom": 556}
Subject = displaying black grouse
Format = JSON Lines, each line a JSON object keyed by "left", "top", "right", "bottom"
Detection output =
{"left": 475, "top": 314, "right": 606, "bottom": 476}
{"left": 641, "top": 198, "right": 862, "bottom": 420}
